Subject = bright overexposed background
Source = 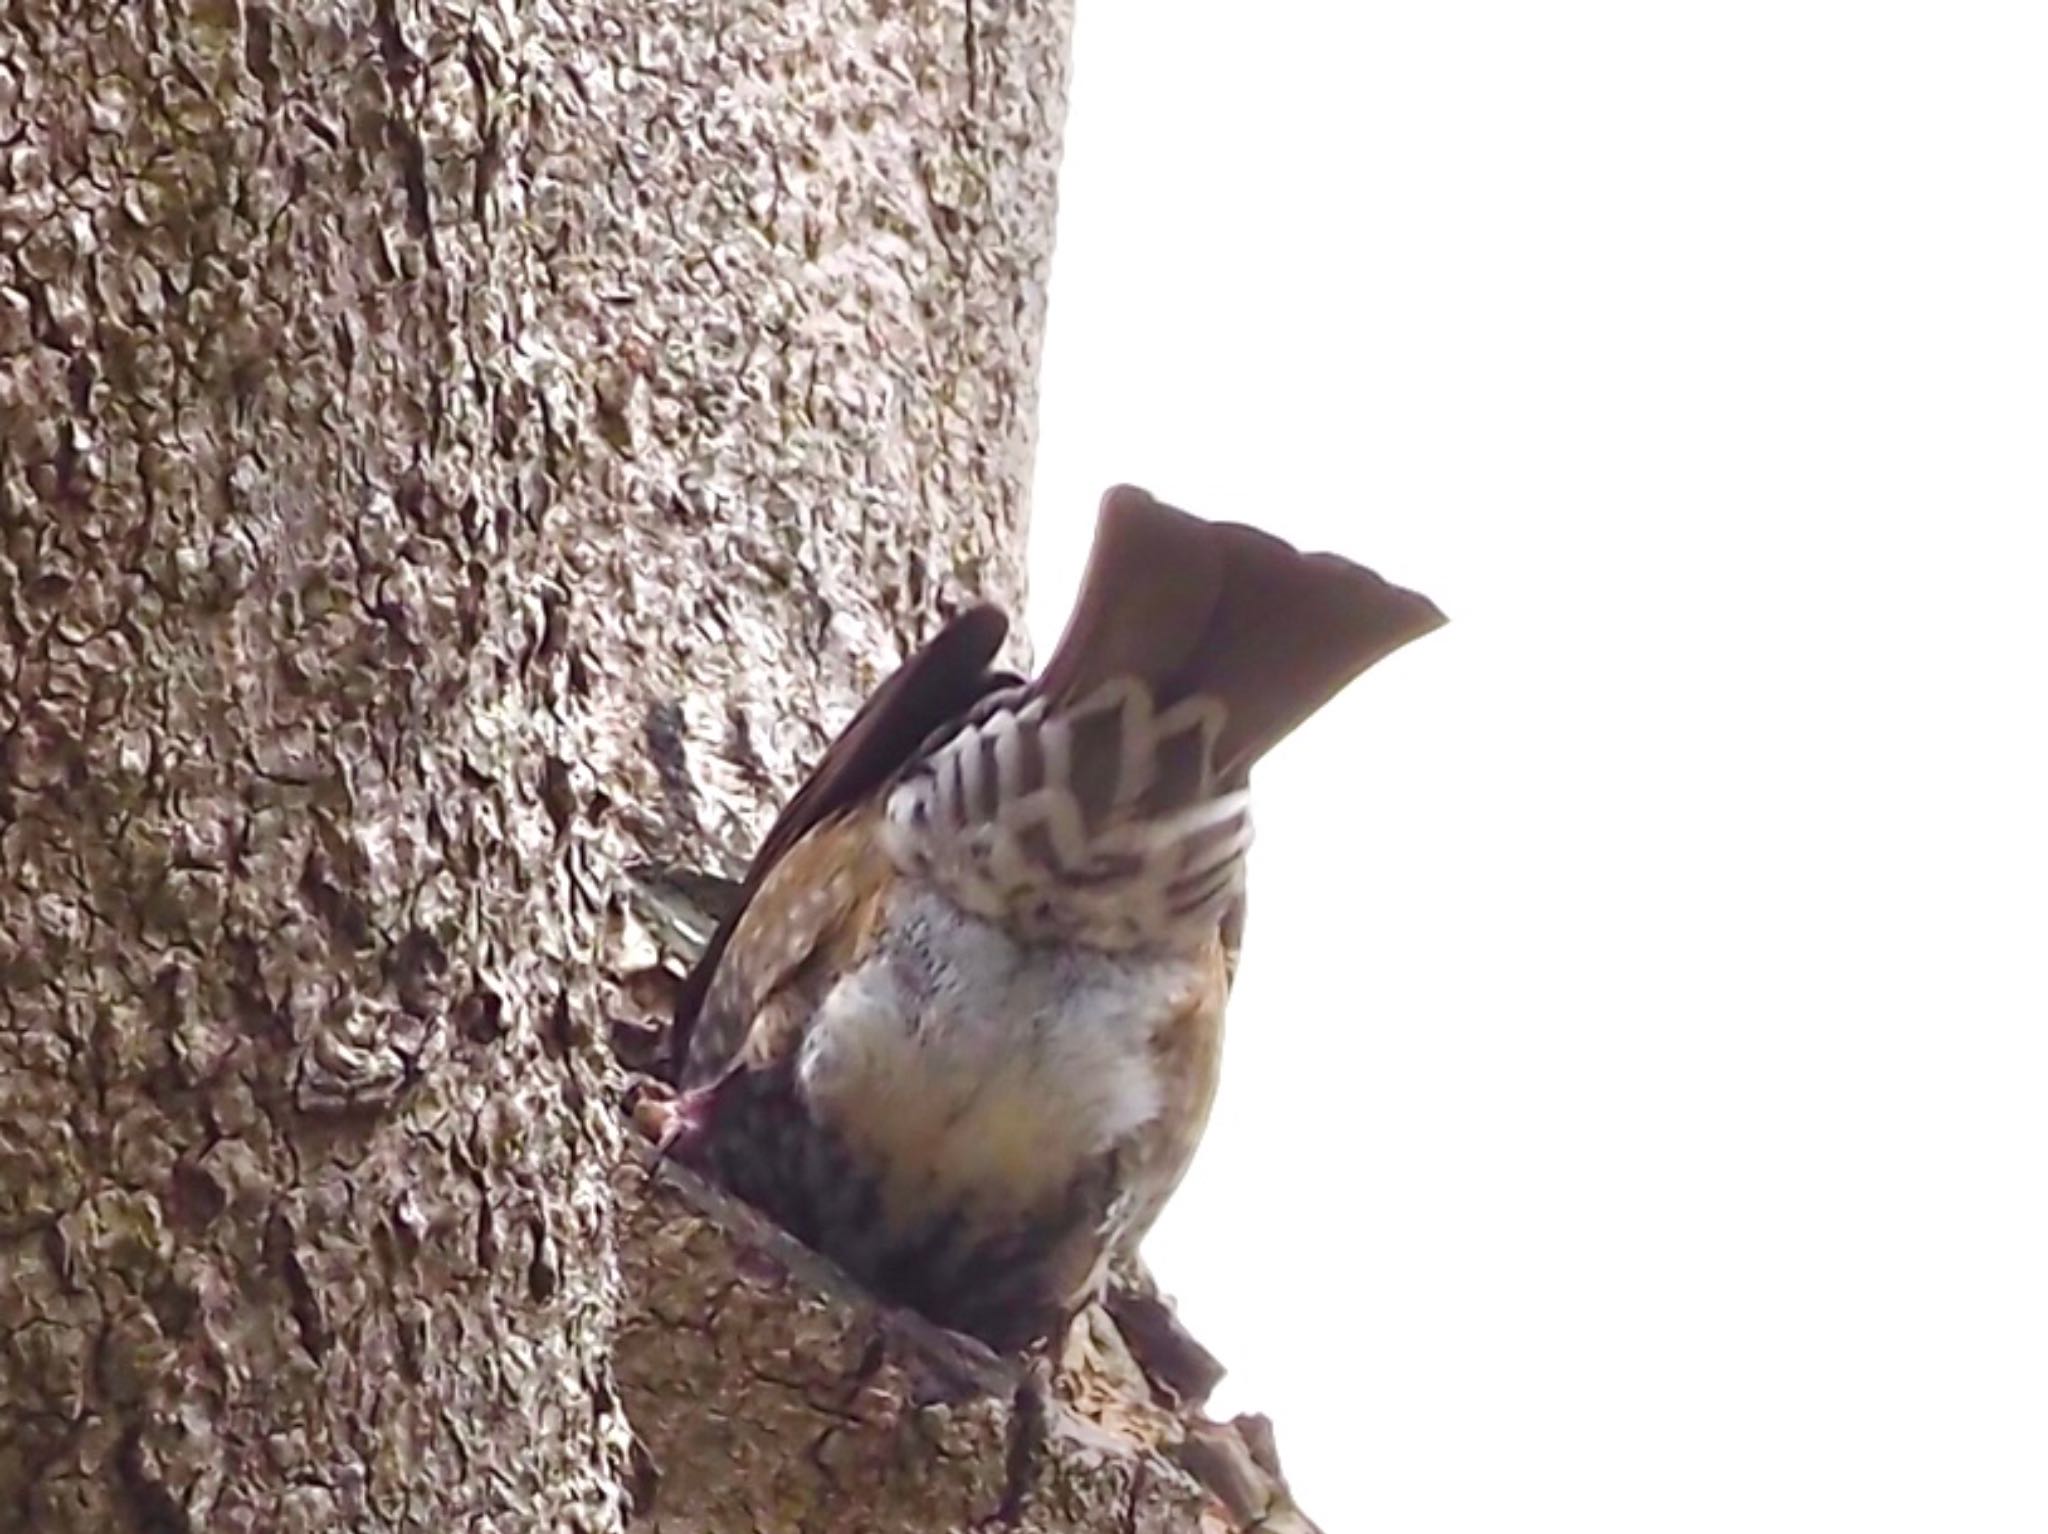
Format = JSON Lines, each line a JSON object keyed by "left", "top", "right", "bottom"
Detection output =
{"left": 1026, "top": 5, "right": 2048, "bottom": 1529}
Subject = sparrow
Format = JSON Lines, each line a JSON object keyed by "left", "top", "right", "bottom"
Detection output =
{"left": 645, "top": 485, "right": 1444, "bottom": 1352}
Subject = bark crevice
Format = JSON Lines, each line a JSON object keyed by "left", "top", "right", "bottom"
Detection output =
{"left": 0, "top": 0, "right": 1319, "bottom": 1527}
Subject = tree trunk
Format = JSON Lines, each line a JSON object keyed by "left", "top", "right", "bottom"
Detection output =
{"left": 0, "top": 3, "right": 1311, "bottom": 1530}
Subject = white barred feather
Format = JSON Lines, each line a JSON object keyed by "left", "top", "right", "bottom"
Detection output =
{"left": 881, "top": 680, "right": 1254, "bottom": 952}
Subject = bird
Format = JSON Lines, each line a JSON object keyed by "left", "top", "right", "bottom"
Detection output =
{"left": 643, "top": 484, "right": 1444, "bottom": 1353}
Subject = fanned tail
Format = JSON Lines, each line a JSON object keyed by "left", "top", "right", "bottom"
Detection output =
{"left": 884, "top": 486, "right": 1445, "bottom": 951}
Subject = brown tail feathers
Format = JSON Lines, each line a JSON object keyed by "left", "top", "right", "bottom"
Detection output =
{"left": 1036, "top": 485, "right": 1446, "bottom": 783}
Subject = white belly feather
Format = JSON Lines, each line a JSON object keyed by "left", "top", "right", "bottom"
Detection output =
{"left": 794, "top": 883, "right": 1205, "bottom": 1223}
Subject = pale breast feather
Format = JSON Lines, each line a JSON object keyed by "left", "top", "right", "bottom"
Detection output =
{"left": 794, "top": 883, "right": 1208, "bottom": 1231}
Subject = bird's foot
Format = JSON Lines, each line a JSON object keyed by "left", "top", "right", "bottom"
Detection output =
{"left": 629, "top": 1079, "right": 720, "bottom": 1172}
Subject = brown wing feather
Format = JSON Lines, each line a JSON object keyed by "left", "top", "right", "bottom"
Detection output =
{"left": 665, "top": 604, "right": 1015, "bottom": 1079}
{"left": 682, "top": 810, "right": 888, "bottom": 1083}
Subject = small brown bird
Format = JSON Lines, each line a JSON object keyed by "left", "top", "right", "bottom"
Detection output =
{"left": 649, "top": 486, "right": 1443, "bottom": 1351}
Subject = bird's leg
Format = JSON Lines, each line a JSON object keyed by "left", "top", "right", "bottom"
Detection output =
{"left": 991, "top": 1351, "right": 1055, "bottom": 1528}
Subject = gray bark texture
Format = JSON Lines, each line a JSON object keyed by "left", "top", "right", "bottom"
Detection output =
{"left": 0, "top": 2, "right": 1316, "bottom": 1530}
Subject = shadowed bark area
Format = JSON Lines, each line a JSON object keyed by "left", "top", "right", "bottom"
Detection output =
{"left": 615, "top": 1165, "right": 1221, "bottom": 1533}
{"left": 612, "top": 902, "right": 1323, "bottom": 1534}
{"left": 1, "top": 1, "right": 1319, "bottom": 1529}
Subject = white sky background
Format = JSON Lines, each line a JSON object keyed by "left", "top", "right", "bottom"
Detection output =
{"left": 1025, "top": 4, "right": 2048, "bottom": 1529}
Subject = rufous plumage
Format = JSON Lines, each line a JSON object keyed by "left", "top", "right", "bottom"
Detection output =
{"left": 647, "top": 485, "right": 1444, "bottom": 1351}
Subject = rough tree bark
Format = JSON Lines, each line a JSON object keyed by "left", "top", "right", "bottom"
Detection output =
{"left": 0, "top": 3, "right": 1314, "bottom": 1530}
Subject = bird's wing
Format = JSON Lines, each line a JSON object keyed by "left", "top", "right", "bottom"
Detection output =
{"left": 668, "top": 604, "right": 1017, "bottom": 1081}
{"left": 679, "top": 807, "right": 890, "bottom": 1084}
